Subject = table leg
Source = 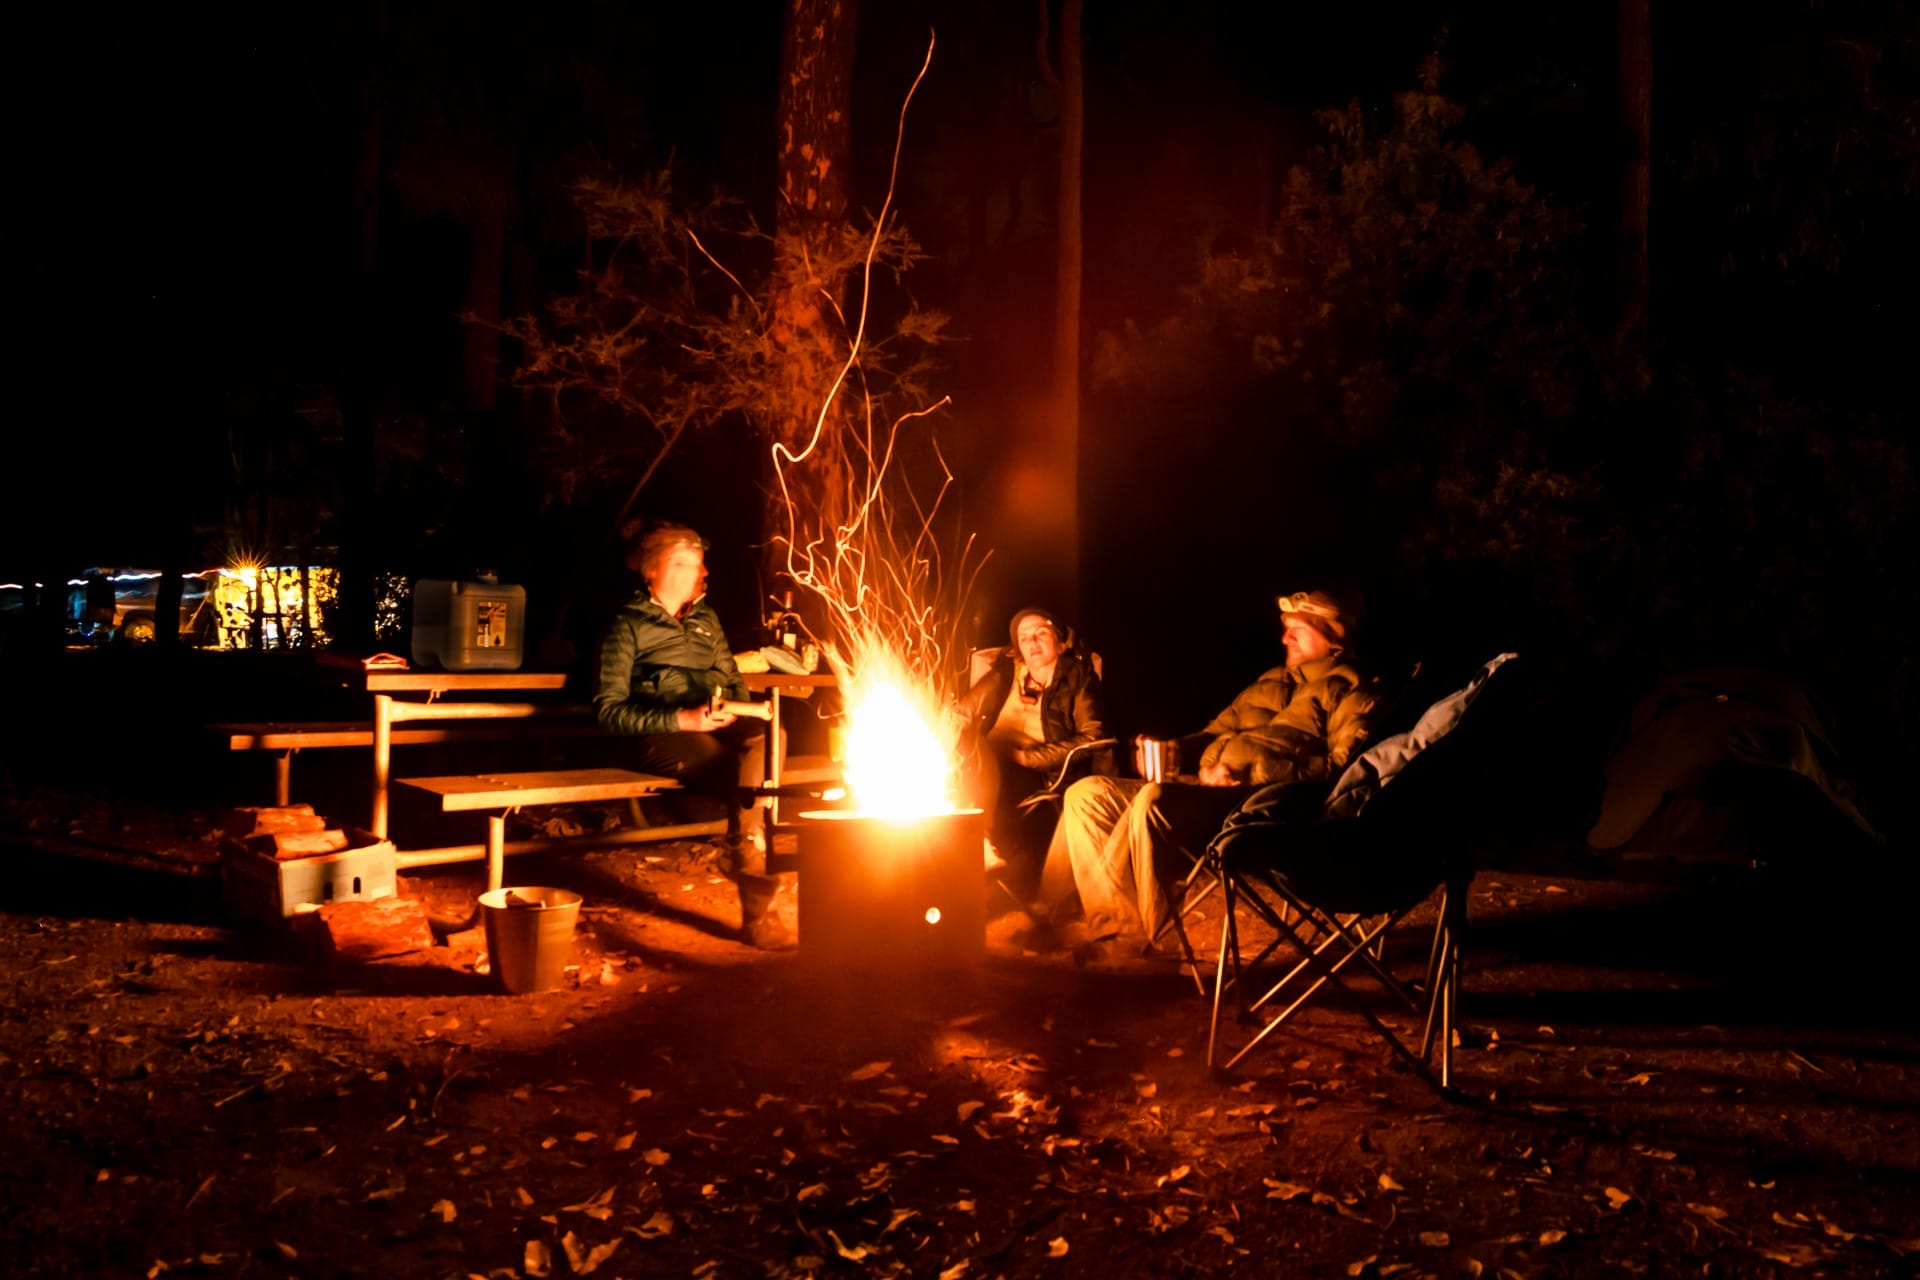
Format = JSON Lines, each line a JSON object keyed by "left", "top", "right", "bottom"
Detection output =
{"left": 766, "top": 687, "right": 785, "bottom": 825}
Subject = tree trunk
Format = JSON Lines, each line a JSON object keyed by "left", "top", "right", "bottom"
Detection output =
{"left": 1617, "top": 0, "right": 1651, "bottom": 348}
{"left": 1035, "top": 0, "right": 1084, "bottom": 613}
{"left": 769, "top": 0, "right": 860, "bottom": 579}
{"left": 337, "top": 0, "right": 387, "bottom": 650}
{"left": 463, "top": 187, "right": 505, "bottom": 412}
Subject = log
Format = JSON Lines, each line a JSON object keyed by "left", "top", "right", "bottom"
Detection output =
{"left": 222, "top": 805, "right": 324, "bottom": 840}
{"left": 319, "top": 897, "right": 434, "bottom": 963}
{"left": 246, "top": 829, "right": 353, "bottom": 861}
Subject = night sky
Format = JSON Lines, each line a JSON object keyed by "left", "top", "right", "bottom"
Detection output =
{"left": 7, "top": 2, "right": 1916, "bottom": 767}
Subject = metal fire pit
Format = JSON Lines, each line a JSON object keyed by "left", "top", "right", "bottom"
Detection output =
{"left": 796, "top": 809, "right": 985, "bottom": 970}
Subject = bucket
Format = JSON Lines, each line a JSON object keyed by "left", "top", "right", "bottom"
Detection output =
{"left": 478, "top": 887, "right": 582, "bottom": 993}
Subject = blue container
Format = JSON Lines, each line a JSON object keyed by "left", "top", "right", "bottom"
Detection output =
{"left": 410, "top": 577, "right": 527, "bottom": 671}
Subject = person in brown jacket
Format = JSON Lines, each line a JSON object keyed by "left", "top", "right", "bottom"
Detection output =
{"left": 1036, "top": 589, "right": 1381, "bottom": 945}
{"left": 957, "top": 607, "right": 1115, "bottom": 874}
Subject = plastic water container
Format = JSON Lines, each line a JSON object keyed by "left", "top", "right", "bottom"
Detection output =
{"left": 410, "top": 576, "right": 527, "bottom": 671}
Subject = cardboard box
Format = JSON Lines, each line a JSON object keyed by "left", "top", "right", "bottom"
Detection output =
{"left": 221, "top": 828, "right": 397, "bottom": 924}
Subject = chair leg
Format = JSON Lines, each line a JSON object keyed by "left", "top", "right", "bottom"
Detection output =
{"left": 1207, "top": 868, "right": 1239, "bottom": 1068}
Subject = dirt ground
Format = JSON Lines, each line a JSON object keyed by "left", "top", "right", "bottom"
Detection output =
{"left": 4, "top": 770, "right": 1919, "bottom": 1280}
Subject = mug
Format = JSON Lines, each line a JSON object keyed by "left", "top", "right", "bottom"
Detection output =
{"left": 1137, "top": 737, "right": 1180, "bottom": 783}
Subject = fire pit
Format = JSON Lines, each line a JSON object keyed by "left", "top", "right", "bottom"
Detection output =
{"left": 796, "top": 808, "right": 985, "bottom": 970}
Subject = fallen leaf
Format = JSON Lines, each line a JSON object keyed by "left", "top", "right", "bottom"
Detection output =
{"left": 625, "top": 1212, "right": 674, "bottom": 1240}
{"left": 1634, "top": 1145, "right": 1676, "bottom": 1161}
{"left": 642, "top": 1148, "right": 670, "bottom": 1166}
{"left": 1047, "top": 1238, "right": 1070, "bottom": 1257}
{"left": 798, "top": 1183, "right": 828, "bottom": 1202}
{"left": 1208, "top": 1225, "right": 1235, "bottom": 1244}
{"left": 931, "top": 1134, "right": 959, "bottom": 1145}
{"left": 612, "top": 1133, "right": 636, "bottom": 1152}
{"left": 1133, "top": 1079, "right": 1158, "bottom": 1100}
{"left": 430, "top": 1199, "right": 456, "bottom": 1223}
{"left": 957, "top": 1101, "right": 985, "bottom": 1124}
{"left": 846, "top": 1061, "right": 892, "bottom": 1082}
{"left": 828, "top": 1230, "right": 871, "bottom": 1261}
{"left": 938, "top": 1263, "right": 971, "bottom": 1280}
{"left": 1378, "top": 1173, "right": 1406, "bottom": 1193}
{"left": 513, "top": 1187, "right": 534, "bottom": 1208}
{"left": 1539, "top": 1229, "right": 1567, "bottom": 1245}
{"left": 627, "top": 1088, "right": 653, "bottom": 1103}
{"left": 524, "top": 1240, "right": 551, "bottom": 1278}
{"left": 573, "top": 1131, "right": 597, "bottom": 1143}
{"left": 1604, "top": 1187, "right": 1633, "bottom": 1211}
{"left": 1759, "top": 1243, "right": 1826, "bottom": 1267}
{"left": 1264, "top": 1180, "right": 1311, "bottom": 1202}
{"left": 1688, "top": 1203, "right": 1728, "bottom": 1222}
{"left": 1622, "top": 1072, "right": 1654, "bottom": 1086}
{"left": 1419, "top": 1232, "right": 1450, "bottom": 1247}
{"left": 1346, "top": 1256, "right": 1378, "bottom": 1276}
{"left": 273, "top": 1242, "right": 297, "bottom": 1260}
{"left": 561, "top": 1230, "right": 623, "bottom": 1276}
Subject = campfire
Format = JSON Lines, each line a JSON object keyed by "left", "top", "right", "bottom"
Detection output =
{"left": 798, "top": 658, "right": 985, "bottom": 970}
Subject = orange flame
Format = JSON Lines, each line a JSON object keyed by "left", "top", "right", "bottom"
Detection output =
{"left": 839, "top": 657, "right": 956, "bottom": 821}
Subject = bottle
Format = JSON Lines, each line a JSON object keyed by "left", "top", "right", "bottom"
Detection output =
{"left": 767, "top": 591, "right": 801, "bottom": 655}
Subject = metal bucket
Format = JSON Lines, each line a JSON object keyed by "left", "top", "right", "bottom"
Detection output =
{"left": 478, "top": 886, "right": 582, "bottom": 993}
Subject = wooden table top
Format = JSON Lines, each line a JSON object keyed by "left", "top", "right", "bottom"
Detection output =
{"left": 356, "top": 670, "right": 570, "bottom": 693}
{"left": 741, "top": 672, "right": 840, "bottom": 692}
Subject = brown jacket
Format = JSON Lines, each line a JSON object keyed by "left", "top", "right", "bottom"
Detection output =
{"left": 960, "top": 649, "right": 1114, "bottom": 776}
{"left": 1188, "top": 654, "right": 1381, "bottom": 787}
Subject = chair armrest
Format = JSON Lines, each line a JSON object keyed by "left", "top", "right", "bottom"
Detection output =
{"left": 1043, "top": 737, "right": 1118, "bottom": 791}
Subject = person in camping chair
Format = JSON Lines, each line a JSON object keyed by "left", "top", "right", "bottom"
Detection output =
{"left": 957, "top": 607, "right": 1115, "bottom": 877}
{"left": 594, "top": 521, "right": 783, "bottom": 949}
{"left": 1036, "top": 589, "right": 1382, "bottom": 947}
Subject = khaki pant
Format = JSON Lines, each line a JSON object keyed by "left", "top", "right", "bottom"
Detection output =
{"left": 1040, "top": 776, "right": 1249, "bottom": 936}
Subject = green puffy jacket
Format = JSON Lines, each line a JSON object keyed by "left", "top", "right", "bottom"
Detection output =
{"left": 594, "top": 592, "right": 748, "bottom": 736}
{"left": 1186, "top": 654, "right": 1381, "bottom": 787}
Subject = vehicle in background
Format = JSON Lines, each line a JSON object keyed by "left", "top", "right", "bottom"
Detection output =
{"left": 64, "top": 567, "right": 335, "bottom": 648}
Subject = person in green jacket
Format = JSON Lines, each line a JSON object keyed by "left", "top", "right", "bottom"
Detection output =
{"left": 1036, "top": 589, "right": 1382, "bottom": 947}
{"left": 594, "top": 522, "right": 785, "bottom": 949}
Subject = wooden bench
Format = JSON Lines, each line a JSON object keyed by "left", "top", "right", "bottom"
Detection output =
{"left": 217, "top": 715, "right": 604, "bottom": 806}
{"left": 395, "top": 767, "right": 721, "bottom": 891}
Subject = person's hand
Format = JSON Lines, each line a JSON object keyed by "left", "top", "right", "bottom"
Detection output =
{"left": 1011, "top": 746, "right": 1035, "bottom": 768}
{"left": 1198, "top": 761, "right": 1238, "bottom": 787}
{"left": 675, "top": 705, "right": 736, "bottom": 733}
{"left": 1131, "top": 735, "right": 1153, "bottom": 780}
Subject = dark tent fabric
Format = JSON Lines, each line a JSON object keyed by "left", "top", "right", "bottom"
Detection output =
{"left": 1586, "top": 668, "right": 1881, "bottom": 863}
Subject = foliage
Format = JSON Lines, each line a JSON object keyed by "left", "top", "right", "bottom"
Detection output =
{"left": 501, "top": 171, "right": 947, "bottom": 522}
{"left": 1094, "top": 58, "right": 1917, "bottom": 753}
{"left": 1096, "top": 57, "right": 1588, "bottom": 456}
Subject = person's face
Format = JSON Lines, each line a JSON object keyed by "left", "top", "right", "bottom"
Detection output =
{"left": 648, "top": 546, "right": 706, "bottom": 606}
{"left": 1015, "top": 616, "right": 1062, "bottom": 674}
{"left": 1282, "top": 616, "right": 1332, "bottom": 666}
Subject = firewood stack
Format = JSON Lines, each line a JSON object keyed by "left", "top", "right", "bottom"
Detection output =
{"left": 221, "top": 804, "right": 353, "bottom": 860}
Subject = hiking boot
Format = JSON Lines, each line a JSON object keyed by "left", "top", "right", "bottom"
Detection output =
{"left": 735, "top": 874, "right": 794, "bottom": 951}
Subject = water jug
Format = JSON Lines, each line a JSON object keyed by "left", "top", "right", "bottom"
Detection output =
{"left": 410, "top": 575, "right": 527, "bottom": 671}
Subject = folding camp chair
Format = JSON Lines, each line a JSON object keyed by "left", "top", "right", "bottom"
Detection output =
{"left": 1204, "top": 653, "right": 1519, "bottom": 1089}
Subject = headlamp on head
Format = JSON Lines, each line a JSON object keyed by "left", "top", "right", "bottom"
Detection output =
{"left": 1276, "top": 590, "right": 1353, "bottom": 641}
